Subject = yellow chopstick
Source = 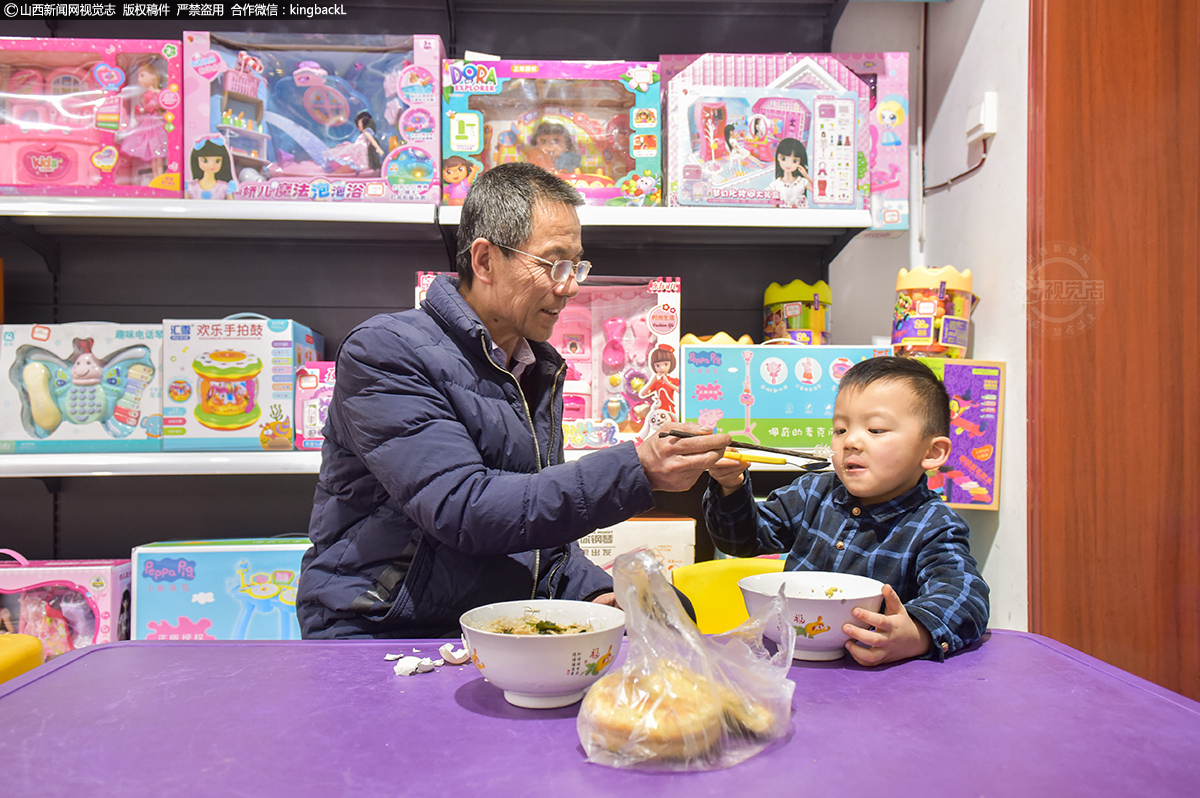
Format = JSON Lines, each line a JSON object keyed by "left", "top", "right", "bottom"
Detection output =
{"left": 721, "top": 450, "right": 788, "bottom": 465}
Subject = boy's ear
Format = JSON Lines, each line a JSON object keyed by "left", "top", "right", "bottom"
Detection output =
{"left": 921, "top": 435, "right": 952, "bottom": 471}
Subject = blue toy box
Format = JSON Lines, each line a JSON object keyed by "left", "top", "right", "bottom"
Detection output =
{"left": 0, "top": 323, "right": 163, "bottom": 453}
{"left": 161, "top": 316, "right": 323, "bottom": 452}
{"left": 131, "top": 538, "right": 309, "bottom": 641}
{"left": 681, "top": 344, "right": 890, "bottom": 450}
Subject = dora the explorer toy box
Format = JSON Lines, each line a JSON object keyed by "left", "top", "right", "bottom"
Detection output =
{"left": 442, "top": 58, "right": 662, "bottom": 206}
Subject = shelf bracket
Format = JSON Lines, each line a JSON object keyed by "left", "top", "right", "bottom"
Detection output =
{"left": 0, "top": 218, "right": 61, "bottom": 276}
{"left": 38, "top": 477, "right": 62, "bottom": 494}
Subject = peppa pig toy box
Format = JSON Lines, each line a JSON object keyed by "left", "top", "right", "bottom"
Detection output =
{"left": 549, "top": 276, "right": 681, "bottom": 450}
{"left": 182, "top": 31, "right": 443, "bottom": 202}
{"left": 680, "top": 343, "right": 890, "bottom": 451}
{"left": 0, "top": 549, "right": 132, "bottom": 660}
{"left": 294, "top": 361, "right": 335, "bottom": 451}
{"left": 0, "top": 322, "right": 163, "bottom": 453}
{"left": 0, "top": 36, "right": 184, "bottom": 197}
{"left": 131, "top": 538, "right": 309, "bottom": 641}
{"left": 442, "top": 58, "right": 662, "bottom": 206}
{"left": 161, "top": 317, "right": 323, "bottom": 452}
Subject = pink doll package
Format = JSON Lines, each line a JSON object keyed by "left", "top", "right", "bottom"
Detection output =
{"left": 548, "top": 277, "right": 682, "bottom": 450}
{"left": 0, "top": 36, "right": 184, "bottom": 197}
{"left": 182, "top": 32, "right": 443, "bottom": 202}
{"left": 0, "top": 549, "right": 132, "bottom": 660}
{"left": 442, "top": 59, "right": 663, "bottom": 206}
{"left": 294, "top": 361, "right": 335, "bottom": 451}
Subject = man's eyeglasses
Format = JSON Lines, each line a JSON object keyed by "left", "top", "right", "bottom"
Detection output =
{"left": 492, "top": 241, "right": 591, "bottom": 284}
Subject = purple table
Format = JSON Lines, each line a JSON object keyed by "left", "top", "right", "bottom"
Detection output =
{"left": 2, "top": 630, "right": 1198, "bottom": 797}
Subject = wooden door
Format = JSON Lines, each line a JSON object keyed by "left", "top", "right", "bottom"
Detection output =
{"left": 1028, "top": 0, "right": 1200, "bottom": 699}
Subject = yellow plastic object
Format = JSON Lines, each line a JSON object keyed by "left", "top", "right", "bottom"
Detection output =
{"left": 0, "top": 634, "right": 45, "bottom": 684}
{"left": 764, "top": 279, "right": 832, "bottom": 344}
{"left": 680, "top": 331, "right": 755, "bottom": 346}
{"left": 671, "top": 557, "right": 786, "bottom": 634}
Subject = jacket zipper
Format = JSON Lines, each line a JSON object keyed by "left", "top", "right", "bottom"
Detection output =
{"left": 478, "top": 333, "right": 567, "bottom": 599}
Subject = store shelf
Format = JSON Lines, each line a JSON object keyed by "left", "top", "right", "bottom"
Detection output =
{"left": 0, "top": 451, "right": 323, "bottom": 478}
{"left": 438, "top": 204, "right": 872, "bottom": 248}
{"left": 0, "top": 197, "right": 440, "bottom": 241}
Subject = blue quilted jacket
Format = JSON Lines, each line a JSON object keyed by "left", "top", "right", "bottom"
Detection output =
{"left": 297, "top": 275, "right": 656, "bottom": 638}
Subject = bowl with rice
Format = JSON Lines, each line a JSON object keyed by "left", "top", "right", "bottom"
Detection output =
{"left": 739, "top": 571, "right": 885, "bottom": 661}
{"left": 459, "top": 599, "right": 625, "bottom": 708}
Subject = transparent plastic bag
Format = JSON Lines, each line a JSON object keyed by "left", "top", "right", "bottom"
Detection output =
{"left": 577, "top": 551, "right": 796, "bottom": 770}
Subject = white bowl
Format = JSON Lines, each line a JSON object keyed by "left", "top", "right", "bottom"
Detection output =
{"left": 459, "top": 599, "right": 625, "bottom": 708}
{"left": 739, "top": 571, "right": 885, "bottom": 661}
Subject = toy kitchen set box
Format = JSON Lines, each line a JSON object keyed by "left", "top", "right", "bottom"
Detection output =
{"left": 441, "top": 58, "right": 663, "bottom": 206}
{"left": 0, "top": 36, "right": 184, "bottom": 197}
{"left": 0, "top": 323, "right": 163, "bottom": 453}
{"left": 680, "top": 343, "right": 890, "bottom": 451}
{"left": 131, "top": 538, "right": 308, "bottom": 641}
{"left": 182, "top": 32, "right": 443, "bottom": 202}
{"left": 161, "top": 317, "right": 323, "bottom": 452}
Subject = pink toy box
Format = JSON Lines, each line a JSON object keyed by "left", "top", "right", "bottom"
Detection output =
{"left": 442, "top": 59, "right": 663, "bottom": 207}
{"left": 0, "top": 36, "right": 184, "bottom": 197}
{"left": 182, "top": 32, "right": 443, "bottom": 202}
{"left": 665, "top": 53, "right": 869, "bottom": 213}
{"left": 548, "top": 276, "right": 681, "bottom": 450}
{"left": 0, "top": 549, "right": 131, "bottom": 660}
{"left": 294, "top": 361, "right": 335, "bottom": 451}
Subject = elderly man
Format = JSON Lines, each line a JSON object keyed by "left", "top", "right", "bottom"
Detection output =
{"left": 298, "top": 162, "right": 729, "bottom": 639}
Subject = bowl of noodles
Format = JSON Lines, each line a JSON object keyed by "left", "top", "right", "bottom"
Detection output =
{"left": 459, "top": 599, "right": 625, "bottom": 708}
{"left": 739, "top": 571, "right": 885, "bottom": 661}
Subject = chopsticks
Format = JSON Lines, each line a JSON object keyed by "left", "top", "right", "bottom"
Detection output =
{"left": 658, "top": 429, "right": 830, "bottom": 463}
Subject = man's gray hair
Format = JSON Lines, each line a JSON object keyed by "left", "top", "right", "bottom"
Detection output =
{"left": 455, "top": 162, "right": 583, "bottom": 287}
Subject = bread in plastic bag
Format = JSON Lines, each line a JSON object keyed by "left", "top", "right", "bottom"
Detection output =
{"left": 577, "top": 551, "right": 796, "bottom": 770}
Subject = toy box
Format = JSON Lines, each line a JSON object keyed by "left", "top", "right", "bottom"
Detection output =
{"left": 0, "top": 323, "right": 163, "bottom": 453}
{"left": 0, "top": 36, "right": 184, "bottom": 197}
{"left": 577, "top": 513, "right": 695, "bottom": 574}
{"left": 665, "top": 53, "right": 869, "bottom": 212}
{"left": 681, "top": 343, "right": 890, "bottom": 450}
{"left": 442, "top": 59, "right": 662, "bottom": 206}
{"left": 131, "top": 538, "right": 308, "bottom": 640}
{"left": 182, "top": 32, "right": 443, "bottom": 202}
{"left": 0, "top": 549, "right": 131, "bottom": 660}
{"left": 917, "top": 358, "right": 1005, "bottom": 511}
{"left": 294, "top": 361, "right": 335, "bottom": 451}
{"left": 549, "top": 277, "right": 681, "bottom": 450}
{"left": 161, "top": 316, "right": 323, "bottom": 451}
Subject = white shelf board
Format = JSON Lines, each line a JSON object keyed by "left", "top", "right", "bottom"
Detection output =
{"left": 0, "top": 451, "right": 323, "bottom": 478}
{"left": 0, "top": 197, "right": 440, "bottom": 240}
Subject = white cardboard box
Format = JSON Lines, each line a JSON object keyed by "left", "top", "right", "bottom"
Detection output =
{"left": 578, "top": 513, "right": 695, "bottom": 573}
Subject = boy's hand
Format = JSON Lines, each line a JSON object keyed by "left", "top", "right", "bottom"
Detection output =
{"left": 707, "top": 451, "right": 750, "bottom": 496}
{"left": 842, "top": 584, "right": 933, "bottom": 666}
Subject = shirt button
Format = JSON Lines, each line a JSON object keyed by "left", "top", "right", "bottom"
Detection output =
{"left": 851, "top": 507, "right": 861, "bottom": 516}
{"left": 941, "top": 642, "right": 950, "bottom": 653}
{"left": 835, "top": 541, "right": 845, "bottom": 550}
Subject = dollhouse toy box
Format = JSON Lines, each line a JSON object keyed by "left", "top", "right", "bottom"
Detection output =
{"left": 441, "top": 59, "right": 663, "bottom": 206}
{"left": 0, "top": 36, "right": 184, "bottom": 197}
{"left": 161, "top": 317, "right": 323, "bottom": 452}
{"left": 131, "top": 538, "right": 308, "bottom": 641}
{"left": 0, "top": 323, "right": 163, "bottom": 453}
{"left": 917, "top": 357, "right": 1005, "bottom": 510}
{"left": 550, "top": 277, "right": 681, "bottom": 450}
{"left": 182, "top": 32, "right": 443, "bottom": 202}
{"left": 0, "top": 550, "right": 131, "bottom": 659}
{"left": 680, "top": 344, "right": 890, "bottom": 451}
{"left": 665, "top": 53, "right": 869, "bottom": 213}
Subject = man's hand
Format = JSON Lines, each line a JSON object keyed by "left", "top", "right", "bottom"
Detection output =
{"left": 636, "top": 423, "right": 732, "bottom": 492}
{"left": 842, "top": 584, "right": 933, "bottom": 666}
{"left": 591, "top": 592, "right": 618, "bottom": 608}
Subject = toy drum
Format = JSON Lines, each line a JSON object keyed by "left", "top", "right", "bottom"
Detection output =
{"left": 192, "top": 350, "right": 263, "bottom": 430}
{"left": 764, "top": 279, "right": 831, "bottom": 344}
{"left": 892, "top": 265, "right": 979, "bottom": 358}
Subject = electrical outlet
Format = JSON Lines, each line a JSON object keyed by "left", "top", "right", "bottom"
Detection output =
{"left": 965, "top": 92, "right": 998, "bottom": 144}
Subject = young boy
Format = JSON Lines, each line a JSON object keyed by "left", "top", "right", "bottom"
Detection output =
{"left": 703, "top": 356, "right": 989, "bottom": 665}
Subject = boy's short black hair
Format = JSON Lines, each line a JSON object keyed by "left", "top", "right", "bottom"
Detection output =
{"left": 837, "top": 356, "right": 950, "bottom": 438}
